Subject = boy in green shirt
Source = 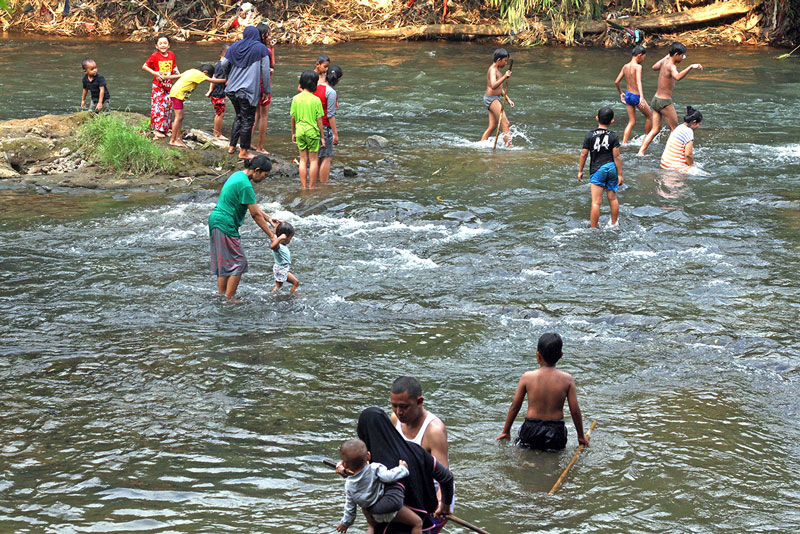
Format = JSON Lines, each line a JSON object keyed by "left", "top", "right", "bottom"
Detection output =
{"left": 290, "top": 69, "right": 325, "bottom": 189}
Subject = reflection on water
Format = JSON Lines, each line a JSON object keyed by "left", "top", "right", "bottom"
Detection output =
{"left": 1, "top": 39, "right": 800, "bottom": 533}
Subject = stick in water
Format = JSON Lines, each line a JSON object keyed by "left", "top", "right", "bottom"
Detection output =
{"left": 548, "top": 420, "right": 597, "bottom": 495}
{"left": 321, "top": 458, "right": 490, "bottom": 533}
{"left": 492, "top": 58, "right": 513, "bottom": 151}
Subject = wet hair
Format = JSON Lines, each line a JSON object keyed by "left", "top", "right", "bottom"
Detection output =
{"left": 299, "top": 69, "right": 318, "bottom": 92}
{"left": 256, "top": 22, "right": 271, "bottom": 42}
{"left": 340, "top": 439, "right": 368, "bottom": 471}
{"left": 597, "top": 106, "right": 614, "bottom": 125}
{"left": 669, "top": 42, "right": 687, "bottom": 56}
{"left": 199, "top": 63, "right": 215, "bottom": 76}
{"left": 326, "top": 65, "right": 343, "bottom": 87}
{"left": 632, "top": 44, "right": 646, "bottom": 56}
{"left": 276, "top": 222, "right": 294, "bottom": 238}
{"left": 391, "top": 376, "right": 422, "bottom": 399}
{"left": 155, "top": 33, "right": 170, "bottom": 45}
{"left": 684, "top": 105, "right": 703, "bottom": 124}
{"left": 493, "top": 48, "right": 509, "bottom": 62}
{"left": 537, "top": 333, "right": 563, "bottom": 366}
{"left": 244, "top": 155, "right": 272, "bottom": 172}
{"left": 316, "top": 54, "right": 330, "bottom": 64}
{"left": 81, "top": 58, "right": 96, "bottom": 70}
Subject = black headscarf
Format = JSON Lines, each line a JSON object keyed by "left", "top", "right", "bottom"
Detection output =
{"left": 357, "top": 407, "right": 438, "bottom": 532}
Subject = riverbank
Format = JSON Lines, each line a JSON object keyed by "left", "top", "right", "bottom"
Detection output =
{"left": 1, "top": 0, "right": 796, "bottom": 47}
{"left": 0, "top": 111, "right": 298, "bottom": 194}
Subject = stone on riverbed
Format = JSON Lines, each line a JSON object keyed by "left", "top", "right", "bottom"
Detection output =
{"left": 365, "top": 135, "right": 389, "bottom": 149}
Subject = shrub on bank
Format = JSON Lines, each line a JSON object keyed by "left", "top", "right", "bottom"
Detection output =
{"left": 75, "top": 113, "right": 179, "bottom": 175}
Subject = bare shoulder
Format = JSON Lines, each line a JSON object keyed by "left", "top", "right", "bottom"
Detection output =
{"left": 556, "top": 368, "right": 576, "bottom": 384}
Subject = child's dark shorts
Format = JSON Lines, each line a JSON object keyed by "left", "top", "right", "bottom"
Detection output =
{"left": 516, "top": 418, "right": 567, "bottom": 451}
{"left": 211, "top": 96, "right": 226, "bottom": 116}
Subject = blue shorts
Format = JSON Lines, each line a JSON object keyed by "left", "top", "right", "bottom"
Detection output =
{"left": 624, "top": 91, "right": 640, "bottom": 107}
{"left": 589, "top": 162, "right": 618, "bottom": 192}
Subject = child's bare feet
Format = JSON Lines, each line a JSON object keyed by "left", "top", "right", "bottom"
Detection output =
{"left": 169, "top": 140, "right": 188, "bottom": 148}
{"left": 215, "top": 134, "right": 228, "bottom": 140}
{"left": 153, "top": 131, "right": 167, "bottom": 139}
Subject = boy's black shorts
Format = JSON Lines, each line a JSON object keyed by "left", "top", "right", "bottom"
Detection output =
{"left": 516, "top": 418, "right": 567, "bottom": 451}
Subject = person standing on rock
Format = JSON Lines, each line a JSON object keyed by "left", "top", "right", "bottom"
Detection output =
{"left": 208, "top": 155, "right": 279, "bottom": 300}
{"left": 217, "top": 25, "right": 271, "bottom": 160}
{"left": 142, "top": 34, "right": 180, "bottom": 139}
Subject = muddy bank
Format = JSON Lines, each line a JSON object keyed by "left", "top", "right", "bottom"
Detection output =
{"left": 0, "top": 111, "right": 298, "bottom": 194}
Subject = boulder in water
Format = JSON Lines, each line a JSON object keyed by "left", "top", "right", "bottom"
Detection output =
{"left": 365, "top": 135, "right": 389, "bottom": 149}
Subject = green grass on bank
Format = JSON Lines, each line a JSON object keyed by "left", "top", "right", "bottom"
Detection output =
{"left": 75, "top": 113, "right": 179, "bottom": 175}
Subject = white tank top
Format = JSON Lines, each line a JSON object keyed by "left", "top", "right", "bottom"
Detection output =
{"left": 395, "top": 412, "right": 436, "bottom": 446}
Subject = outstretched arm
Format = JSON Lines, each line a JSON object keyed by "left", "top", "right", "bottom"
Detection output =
{"left": 675, "top": 63, "right": 703, "bottom": 81}
{"left": 248, "top": 204, "right": 276, "bottom": 238}
{"left": 496, "top": 377, "right": 526, "bottom": 440}
{"left": 566, "top": 378, "right": 587, "bottom": 446}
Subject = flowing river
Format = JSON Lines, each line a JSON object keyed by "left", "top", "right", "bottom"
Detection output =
{"left": 1, "top": 36, "right": 799, "bottom": 533}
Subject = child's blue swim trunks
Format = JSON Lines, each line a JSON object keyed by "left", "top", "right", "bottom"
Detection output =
{"left": 590, "top": 161, "right": 619, "bottom": 192}
{"left": 624, "top": 91, "right": 640, "bottom": 107}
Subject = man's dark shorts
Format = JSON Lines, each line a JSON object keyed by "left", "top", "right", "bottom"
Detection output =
{"left": 516, "top": 418, "right": 567, "bottom": 451}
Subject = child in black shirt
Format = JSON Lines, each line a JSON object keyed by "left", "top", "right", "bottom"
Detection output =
{"left": 577, "top": 106, "right": 623, "bottom": 228}
{"left": 80, "top": 58, "right": 110, "bottom": 111}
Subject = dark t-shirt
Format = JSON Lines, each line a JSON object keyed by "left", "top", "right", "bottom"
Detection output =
{"left": 82, "top": 74, "right": 110, "bottom": 103}
{"left": 210, "top": 61, "right": 227, "bottom": 98}
{"left": 582, "top": 128, "right": 620, "bottom": 175}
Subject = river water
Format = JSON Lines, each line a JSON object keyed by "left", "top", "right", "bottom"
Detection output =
{"left": 1, "top": 36, "right": 799, "bottom": 533}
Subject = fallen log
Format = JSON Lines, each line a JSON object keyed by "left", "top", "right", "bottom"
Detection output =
{"left": 580, "top": 0, "right": 763, "bottom": 33}
{"left": 347, "top": 23, "right": 509, "bottom": 40}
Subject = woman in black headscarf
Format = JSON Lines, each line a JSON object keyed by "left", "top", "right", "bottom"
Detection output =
{"left": 217, "top": 25, "right": 271, "bottom": 159}
{"left": 347, "top": 407, "right": 453, "bottom": 533}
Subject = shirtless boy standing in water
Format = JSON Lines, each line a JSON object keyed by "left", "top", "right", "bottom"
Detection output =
{"left": 496, "top": 333, "right": 588, "bottom": 451}
{"left": 480, "top": 48, "right": 515, "bottom": 147}
{"left": 638, "top": 42, "right": 703, "bottom": 155}
{"left": 614, "top": 45, "right": 652, "bottom": 144}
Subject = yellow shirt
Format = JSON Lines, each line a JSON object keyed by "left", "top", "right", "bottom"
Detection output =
{"left": 169, "top": 69, "right": 208, "bottom": 101}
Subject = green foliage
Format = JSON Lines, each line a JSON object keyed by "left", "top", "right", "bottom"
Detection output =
{"left": 75, "top": 113, "right": 179, "bottom": 175}
{"left": 0, "top": 0, "right": 8, "bottom": 11}
{"left": 487, "top": 0, "right": 598, "bottom": 30}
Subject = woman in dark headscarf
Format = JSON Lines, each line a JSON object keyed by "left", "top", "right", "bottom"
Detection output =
{"left": 351, "top": 407, "right": 453, "bottom": 533}
{"left": 217, "top": 25, "right": 271, "bottom": 159}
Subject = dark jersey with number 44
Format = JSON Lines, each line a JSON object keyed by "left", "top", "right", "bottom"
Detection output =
{"left": 582, "top": 128, "right": 620, "bottom": 175}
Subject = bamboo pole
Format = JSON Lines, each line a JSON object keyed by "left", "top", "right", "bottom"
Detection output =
{"left": 548, "top": 420, "right": 597, "bottom": 495}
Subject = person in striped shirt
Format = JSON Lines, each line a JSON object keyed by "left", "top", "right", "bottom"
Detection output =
{"left": 660, "top": 106, "right": 703, "bottom": 172}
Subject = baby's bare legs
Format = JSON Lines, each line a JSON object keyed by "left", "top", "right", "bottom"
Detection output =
{"left": 286, "top": 272, "right": 299, "bottom": 294}
{"left": 272, "top": 280, "right": 282, "bottom": 292}
{"left": 362, "top": 509, "right": 376, "bottom": 534}
{"left": 394, "top": 506, "right": 422, "bottom": 534}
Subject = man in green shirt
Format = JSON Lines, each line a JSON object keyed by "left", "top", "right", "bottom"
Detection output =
{"left": 208, "top": 155, "right": 279, "bottom": 300}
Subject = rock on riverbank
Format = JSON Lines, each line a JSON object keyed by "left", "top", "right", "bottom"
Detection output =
{"left": 0, "top": 112, "right": 298, "bottom": 193}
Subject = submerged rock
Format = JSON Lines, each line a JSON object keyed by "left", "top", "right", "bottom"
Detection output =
{"left": 365, "top": 135, "right": 389, "bottom": 149}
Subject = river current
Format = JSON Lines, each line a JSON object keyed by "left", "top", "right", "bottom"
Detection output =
{"left": 0, "top": 37, "right": 799, "bottom": 533}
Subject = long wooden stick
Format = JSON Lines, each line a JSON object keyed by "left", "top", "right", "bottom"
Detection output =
{"left": 321, "top": 458, "right": 490, "bottom": 533}
{"left": 446, "top": 514, "right": 490, "bottom": 534}
{"left": 548, "top": 420, "right": 597, "bottom": 495}
{"left": 492, "top": 59, "right": 513, "bottom": 151}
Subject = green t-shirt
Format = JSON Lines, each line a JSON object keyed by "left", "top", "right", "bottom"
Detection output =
{"left": 208, "top": 171, "right": 257, "bottom": 238}
{"left": 290, "top": 91, "right": 324, "bottom": 138}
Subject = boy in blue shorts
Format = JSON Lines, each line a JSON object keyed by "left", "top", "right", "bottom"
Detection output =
{"left": 290, "top": 69, "right": 325, "bottom": 189}
{"left": 613, "top": 45, "right": 652, "bottom": 144}
{"left": 577, "top": 107, "right": 623, "bottom": 228}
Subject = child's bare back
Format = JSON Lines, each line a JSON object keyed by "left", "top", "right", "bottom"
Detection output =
{"left": 518, "top": 367, "right": 575, "bottom": 420}
{"left": 621, "top": 62, "right": 641, "bottom": 94}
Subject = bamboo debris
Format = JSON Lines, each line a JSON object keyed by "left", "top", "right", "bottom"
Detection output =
{"left": 347, "top": 23, "right": 509, "bottom": 40}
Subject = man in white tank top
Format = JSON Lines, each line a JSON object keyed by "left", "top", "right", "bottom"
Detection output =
{"left": 389, "top": 376, "right": 454, "bottom": 527}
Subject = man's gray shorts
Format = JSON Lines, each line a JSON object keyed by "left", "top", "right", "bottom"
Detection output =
{"left": 318, "top": 126, "right": 334, "bottom": 158}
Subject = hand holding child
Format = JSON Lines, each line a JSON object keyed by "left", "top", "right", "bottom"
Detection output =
{"left": 336, "top": 522, "right": 348, "bottom": 532}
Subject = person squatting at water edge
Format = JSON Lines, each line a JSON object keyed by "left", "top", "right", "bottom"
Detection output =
{"left": 496, "top": 333, "right": 589, "bottom": 451}
{"left": 614, "top": 44, "right": 653, "bottom": 145}
{"left": 480, "top": 48, "right": 515, "bottom": 147}
{"left": 638, "top": 41, "right": 703, "bottom": 156}
{"left": 389, "top": 376, "right": 452, "bottom": 533}
{"left": 217, "top": 25, "right": 271, "bottom": 160}
{"left": 337, "top": 408, "right": 454, "bottom": 534}
{"left": 336, "top": 440, "right": 423, "bottom": 534}
{"left": 577, "top": 106, "right": 623, "bottom": 228}
{"left": 660, "top": 106, "right": 703, "bottom": 172}
{"left": 207, "top": 155, "right": 279, "bottom": 301}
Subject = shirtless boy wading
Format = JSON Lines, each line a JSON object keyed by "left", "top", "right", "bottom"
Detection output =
{"left": 638, "top": 42, "right": 703, "bottom": 156}
{"left": 480, "top": 48, "right": 515, "bottom": 147}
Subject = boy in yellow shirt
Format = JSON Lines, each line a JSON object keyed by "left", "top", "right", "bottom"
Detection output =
{"left": 169, "top": 63, "right": 227, "bottom": 147}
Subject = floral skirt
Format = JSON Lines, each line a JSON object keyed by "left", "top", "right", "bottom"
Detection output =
{"left": 150, "top": 82, "right": 173, "bottom": 133}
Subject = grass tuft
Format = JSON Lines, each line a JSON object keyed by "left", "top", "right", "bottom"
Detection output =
{"left": 75, "top": 112, "right": 179, "bottom": 175}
